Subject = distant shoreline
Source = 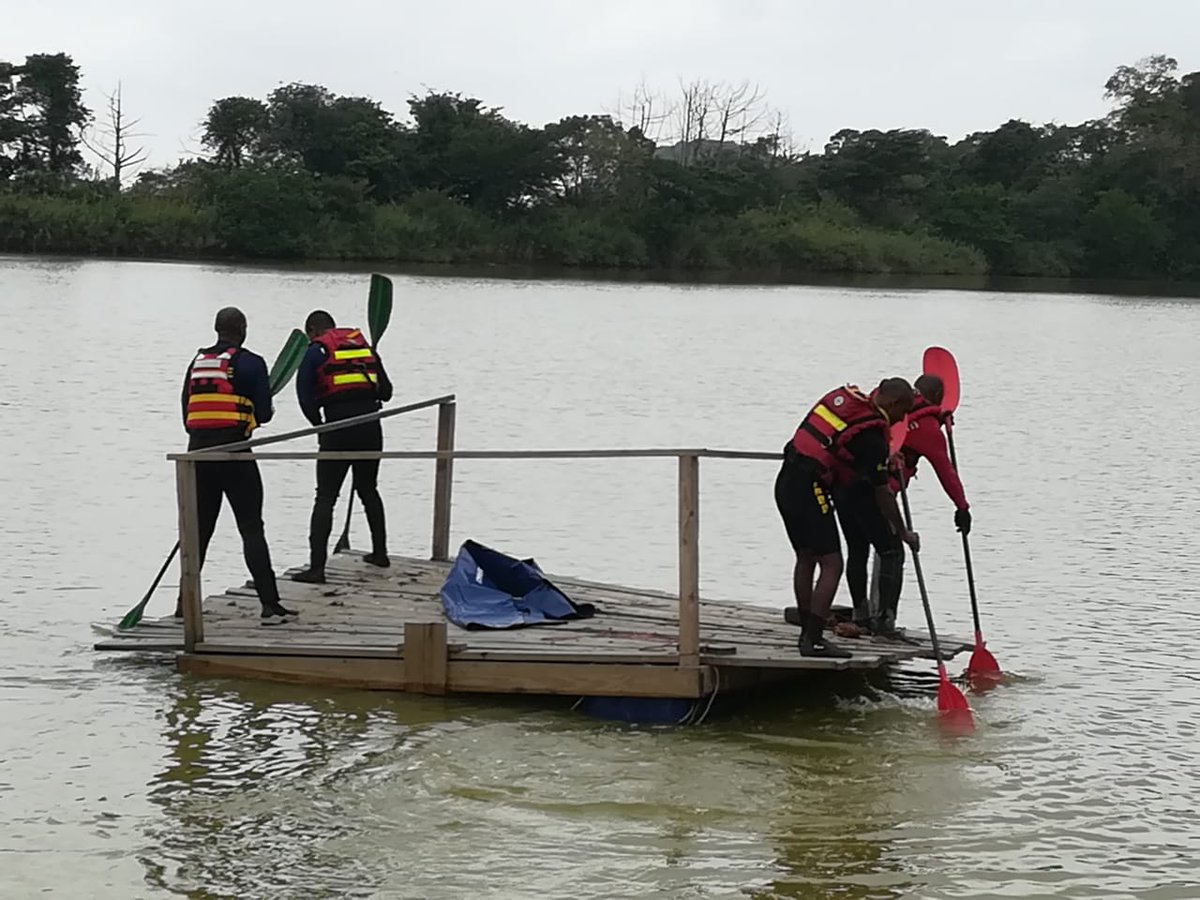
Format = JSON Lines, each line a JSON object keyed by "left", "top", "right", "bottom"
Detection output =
{"left": 5, "top": 249, "right": 1199, "bottom": 300}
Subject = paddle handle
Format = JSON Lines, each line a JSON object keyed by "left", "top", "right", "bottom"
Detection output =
{"left": 334, "top": 493, "right": 354, "bottom": 553}
{"left": 145, "top": 541, "right": 180, "bottom": 602}
{"left": 897, "top": 482, "right": 946, "bottom": 664}
{"left": 946, "top": 428, "right": 983, "bottom": 636}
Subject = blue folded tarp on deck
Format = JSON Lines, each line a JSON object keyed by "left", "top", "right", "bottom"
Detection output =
{"left": 439, "top": 540, "right": 597, "bottom": 630}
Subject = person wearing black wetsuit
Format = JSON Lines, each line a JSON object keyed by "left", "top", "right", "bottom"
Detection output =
{"left": 291, "top": 309, "right": 394, "bottom": 584}
{"left": 178, "top": 306, "right": 294, "bottom": 625}
{"left": 776, "top": 378, "right": 919, "bottom": 656}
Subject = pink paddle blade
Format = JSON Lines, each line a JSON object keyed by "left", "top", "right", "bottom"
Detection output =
{"left": 889, "top": 419, "right": 907, "bottom": 455}
{"left": 922, "top": 346, "right": 960, "bottom": 414}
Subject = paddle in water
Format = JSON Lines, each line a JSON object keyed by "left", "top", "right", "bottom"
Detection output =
{"left": 922, "top": 346, "right": 1003, "bottom": 688}
{"left": 896, "top": 460, "right": 975, "bottom": 731}
{"left": 334, "top": 273, "right": 394, "bottom": 554}
{"left": 116, "top": 329, "right": 309, "bottom": 630}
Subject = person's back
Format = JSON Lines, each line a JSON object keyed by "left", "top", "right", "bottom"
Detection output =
{"left": 178, "top": 306, "right": 292, "bottom": 625}
{"left": 292, "top": 310, "right": 393, "bottom": 584}
{"left": 182, "top": 341, "right": 273, "bottom": 450}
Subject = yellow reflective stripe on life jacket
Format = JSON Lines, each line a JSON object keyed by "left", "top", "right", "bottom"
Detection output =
{"left": 812, "top": 403, "right": 848, "bottom": 432}
{"left": 331, "top": 372, "right": 378, "bottom": 385}
{"left": 333, "top": 348, "right": 373, "bottom": 360}
{"left": 186, "top": 411, "right": 256, "bottom": 423}
{"left": 187, "top": 392, "right": 254, "bottom": 405}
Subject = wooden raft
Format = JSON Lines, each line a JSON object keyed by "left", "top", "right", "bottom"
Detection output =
{"left": 94, "top": 552, "right": 970, "bottom": 700}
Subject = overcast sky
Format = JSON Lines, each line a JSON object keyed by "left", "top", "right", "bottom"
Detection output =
{"left": 8, "top": 0, "right": 1199, "bottom": 170}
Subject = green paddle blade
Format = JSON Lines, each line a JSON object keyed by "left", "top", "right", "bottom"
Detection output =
{"left": 117, "top": 603, "right": 147, "bottom": 630}
{"left": 268, "top": 328, "right": 308, "bottom": 396}
{"left": 368, "top": 273, "right": 393, "bottom": 348}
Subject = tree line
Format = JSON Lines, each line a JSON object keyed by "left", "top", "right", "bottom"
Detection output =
{"left": 1, "top": 52, "right": 1197, "bottom": 279}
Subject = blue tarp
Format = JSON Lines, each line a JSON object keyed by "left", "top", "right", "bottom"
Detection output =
{"left": 439, "top": 540, "right": 597, "bottom": 630}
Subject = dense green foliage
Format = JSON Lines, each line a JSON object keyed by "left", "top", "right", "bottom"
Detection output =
{"left": 2, "top": 53, "right": 1198, "bottom": 278}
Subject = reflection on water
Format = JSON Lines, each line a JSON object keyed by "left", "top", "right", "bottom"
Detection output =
{"left": 148, "top": 676, "right": 952, "bottom": 899}
{"left": 4, "top": 256, "right": 1200, "bottom": 897}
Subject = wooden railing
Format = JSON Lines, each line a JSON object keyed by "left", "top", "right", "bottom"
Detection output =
{"left": 167, "top": 393, "right": 781, "bottom": 670}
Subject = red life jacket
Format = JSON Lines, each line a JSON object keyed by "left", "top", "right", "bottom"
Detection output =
{"left": 789, "top": 384, "right": 888, "bottom": 482}
{"left": 184, "top": 347, "right": 257, "bottom": 435}
{"left": 898, "top": 393, "right": 946, "bottom": 483}
{"left": 313, "top": 328, "right": 380, "bottom": 402}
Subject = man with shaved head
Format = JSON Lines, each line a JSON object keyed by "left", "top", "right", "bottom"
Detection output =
{"left": 776, "top": 377, "right": 920, "bottom": 657}
{"left": 178, "top": 306, "right": 295, "bottom": 625}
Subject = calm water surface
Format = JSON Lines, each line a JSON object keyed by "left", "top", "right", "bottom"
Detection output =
{"left": 2, "top": 256, "right": 1198, "bottom": 898}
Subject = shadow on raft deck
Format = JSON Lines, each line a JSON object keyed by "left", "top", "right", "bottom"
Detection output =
{"left": 94, "top": 552, "right": 970, "bottom": 700}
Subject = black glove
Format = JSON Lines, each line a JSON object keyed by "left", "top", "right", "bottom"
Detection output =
{"left": 954, "top": 508, "right": 972, "bottom": 535}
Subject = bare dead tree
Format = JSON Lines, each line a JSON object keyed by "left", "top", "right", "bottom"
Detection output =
{"left": 610, "top": 78, "right": 673, "bottom": 144}
{"left": 674, "top": 78, "right": 719, "bottom": 165}
{"left": 714, "top": 80, "right": 767, "bottom": 149}
{"left": 611, "top": 77, "right": 779, "bottom": 163}
{"left": 81, "top": 82, "right": 148, "bottom": 187}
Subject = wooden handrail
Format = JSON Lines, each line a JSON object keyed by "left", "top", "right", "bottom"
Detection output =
{"left": 169, "top": 391, "right": 784, "bottom": 684}
{"left": 174, "top": 393, "right": 457, "bottom": 457}
{"left": 168, "top": 447, "right": 784, "bottom": 462}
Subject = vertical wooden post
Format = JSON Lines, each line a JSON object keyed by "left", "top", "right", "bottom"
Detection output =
{"left": 677, "top": 453, "right": 700, "bottom": 668}
{"left": 403, "top": 622, "right": 448, "bottom": 694}
{"left": 175, "top": 458, "right": 204, "bottom": 652}
{"left": 431, "top": 400, "right": 457, "bottom": 561}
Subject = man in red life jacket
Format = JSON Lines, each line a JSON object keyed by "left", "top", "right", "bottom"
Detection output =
{"left": 776, "top": 378, "right": 920, "bottom": 657}
{"left": 291, "top": 310, "right": 394, "bottom": 584}
{"left": 864, "top": 373, "right": 972, "bottom": 629}
{"left": 177, "top": 307, "right": 295, "bottom": 625}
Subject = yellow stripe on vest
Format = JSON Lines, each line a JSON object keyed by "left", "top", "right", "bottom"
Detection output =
{"left": 813, "top": 403, "right": 848, "bottom": 432}
{"left": 187, "top": 393, "right": 253, "bottom": 405}
{"left": 334, "top": 348, "right": 373, "bottom": 360}
{"left": 332, "top": 372, "right": 378, "bottom": 385}
{"left": 187, "top": 411, "right": 255, "bottom": 423}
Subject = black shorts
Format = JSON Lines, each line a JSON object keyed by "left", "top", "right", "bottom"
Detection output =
{"left": 774, "top": 448, "right": 840, "bottom": 556}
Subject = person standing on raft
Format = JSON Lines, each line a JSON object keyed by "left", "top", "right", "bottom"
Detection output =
{"left": 291, "top": 310, "right": 394, "bottom": 584}
{"left": 178, "top": 307, "right": 295, "bottom": 625}
{"left": 775, "top": 378, "right": 919, "bottom": 657}
{"left": 863, "top": 372, "right": 972, "bottom": 628}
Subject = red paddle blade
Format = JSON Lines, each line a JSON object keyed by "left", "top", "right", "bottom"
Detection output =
{"left": 889, "top": 419, "right": 907, "bottom": 455}
{"left": 936, "top": 665, "right": 975, "bottom": 732}
{"left": 922, "top": 346, "right": 960, "bottom": 414}
{"left": 967, "top": 643, "right": 1001, "bottom": 676}
{"left": 966, "top": 641, "right": 1003, "bottom": 692}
